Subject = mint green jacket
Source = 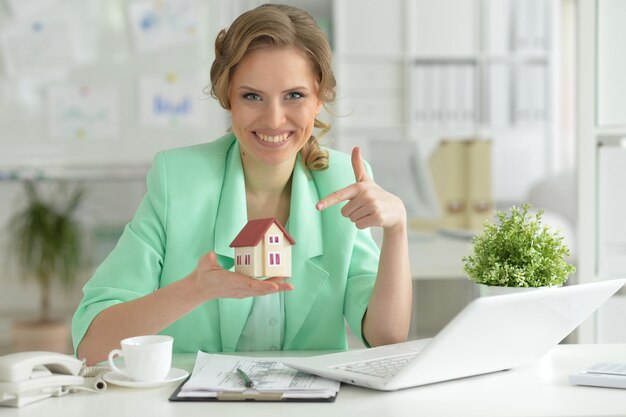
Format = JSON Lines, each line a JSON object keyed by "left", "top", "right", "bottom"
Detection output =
{"left": 72, "top": 133, "right": 380, "bottom": 353}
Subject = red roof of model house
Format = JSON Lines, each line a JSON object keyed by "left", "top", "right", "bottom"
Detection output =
{"left": 229, "top": 217, "right": 296, "bottom": 247}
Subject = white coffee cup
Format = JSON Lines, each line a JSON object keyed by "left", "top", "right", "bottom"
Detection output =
{"left": 107, "top": 335, "right": 173, "bottom": 382}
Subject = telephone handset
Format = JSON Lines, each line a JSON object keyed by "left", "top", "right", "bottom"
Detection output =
{"left": 0, "top": 351, "right": 91, "bottom": 407}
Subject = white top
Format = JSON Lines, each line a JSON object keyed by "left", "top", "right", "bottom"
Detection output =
{"left": 235, "top": 292, "right": 284, "bottom": 351}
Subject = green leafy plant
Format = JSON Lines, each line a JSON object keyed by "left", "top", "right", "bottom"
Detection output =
{"left": 7, "top": 180, "right": 85, "bottom": 322}
{"left": 462, "top": 203, "right": 576, "bottom": 287}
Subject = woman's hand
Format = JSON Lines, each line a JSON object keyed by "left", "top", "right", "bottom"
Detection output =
{"left": 316, "top": 147, "right": 406, "bottom": 232}
{"left": 191, "top": 252, "right": 294, "bottom": 299}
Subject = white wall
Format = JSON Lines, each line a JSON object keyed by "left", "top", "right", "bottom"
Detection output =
{"left": 0, "top": 0, "right": 231, "bottom": 350}
{"left": 0, "top": 0, "right": 580, "bottom": 350}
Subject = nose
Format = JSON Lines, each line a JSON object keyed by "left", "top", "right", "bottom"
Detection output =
{"left": 265, "top": 99, "right": 287, "bottom": 128}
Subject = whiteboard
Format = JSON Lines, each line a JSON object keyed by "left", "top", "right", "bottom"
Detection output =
{"left": 0, "top": 0, "right": 232, "bottom": 170}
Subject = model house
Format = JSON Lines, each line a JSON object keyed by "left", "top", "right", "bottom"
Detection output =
{"left": 229, "top": 217, "right": 295, "bottom": 278}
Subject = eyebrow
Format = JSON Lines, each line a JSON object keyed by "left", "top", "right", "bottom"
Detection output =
{"left": 237, "top": 85, "right": 311, "bottom": 94}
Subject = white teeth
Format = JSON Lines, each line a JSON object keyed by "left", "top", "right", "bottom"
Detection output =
{"left": 256, "top": 133, "right": 289, "bottom": 143}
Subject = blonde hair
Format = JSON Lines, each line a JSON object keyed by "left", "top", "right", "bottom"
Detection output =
{"left": 209, "top": 4, "right": 335, "bottom": 171}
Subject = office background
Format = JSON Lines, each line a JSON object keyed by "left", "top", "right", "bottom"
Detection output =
{"left": 0, "top": 0, "right": 623, "bottom": 353}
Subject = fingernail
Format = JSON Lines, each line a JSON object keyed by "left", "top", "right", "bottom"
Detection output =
{"left": 316, "top": 202, "right": 324, "bottom": 210}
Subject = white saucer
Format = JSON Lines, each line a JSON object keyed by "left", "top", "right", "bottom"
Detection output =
{"left": 103, "top": 368, "right": 189, "bottom": 388}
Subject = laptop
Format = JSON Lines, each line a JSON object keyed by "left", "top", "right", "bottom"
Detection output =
{"left": 283, "top": 279, "right": 625, "bottom": 391}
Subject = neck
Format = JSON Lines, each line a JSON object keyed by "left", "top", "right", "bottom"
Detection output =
{"left": 242, "top": 156, "right": 295, "bottom": 195}
{"left": 242, "top": 154, "right": 295, "bottom": 223}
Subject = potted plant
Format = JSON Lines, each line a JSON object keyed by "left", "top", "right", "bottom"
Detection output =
{"left": 6, "top": 179, "right": 86, "bottom": 352}
{"left": 462, "top": 203, "right": 576, "bottom": 296}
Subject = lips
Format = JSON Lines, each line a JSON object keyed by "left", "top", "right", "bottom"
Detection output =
{"left": 254, "top": 132, "right": 292, "bottom": 143}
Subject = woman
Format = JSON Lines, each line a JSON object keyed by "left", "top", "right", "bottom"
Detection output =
{"left": 73, "top": 4, "right": 412, "bottom": 365}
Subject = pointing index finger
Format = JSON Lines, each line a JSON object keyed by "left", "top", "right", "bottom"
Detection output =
{"left": 316, "top": 148, "right": 369, "bottom": 211}
{"left": 316, "top": 183, "right": 359, "bottom": 211}
{"left": 352, "top": 147, "right": 369, "bottom": 182}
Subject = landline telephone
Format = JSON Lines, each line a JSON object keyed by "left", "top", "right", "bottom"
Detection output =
{"left": 0, "top": 351, "right": 107, "bottom": 407}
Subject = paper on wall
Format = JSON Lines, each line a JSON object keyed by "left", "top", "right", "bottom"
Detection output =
{"left": 127, "top": 0, "right": 198, "bottom": 52}
{"left": 3, "top": 0, "right": 61, "bottom": 18}
{"left": 138, "top": 74, "right": 206, "bottom": 128}
{"left": 0, "top": 19, "right": 77, "bottom": 80}
{"left": 47, "top": 85, "right": 120, "bottom": 140}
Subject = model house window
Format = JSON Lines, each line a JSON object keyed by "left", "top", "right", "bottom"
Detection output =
{"left": 268, "top": 235, "right": 280, "bottom": 244}
{"left": 245, "top": 254, "right": 250, "bottom": 265}
{"left": 236, "top": 255, "right": 241, "bottom": 265}
{"left": 269, "top": 252, "right": 281, "bottom": 266}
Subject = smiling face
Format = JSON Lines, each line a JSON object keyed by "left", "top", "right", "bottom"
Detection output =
{"left": 229, "top": 46, "right": 322, "bottom": 169}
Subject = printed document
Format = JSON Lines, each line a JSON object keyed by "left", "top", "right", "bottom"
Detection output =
{"left": 178, "top": 352, "right": 339, "bottom": 398}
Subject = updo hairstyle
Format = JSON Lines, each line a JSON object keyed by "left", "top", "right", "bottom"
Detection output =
{"left": 209, "top": 4, "right": 336, "bottom": 170}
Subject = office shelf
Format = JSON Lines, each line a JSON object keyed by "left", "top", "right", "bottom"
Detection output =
{"left": 578, "top": 0, "right": 626, "bottom": 342}
{"left": 329, "top": 0, "right": 559, "bottom": 204}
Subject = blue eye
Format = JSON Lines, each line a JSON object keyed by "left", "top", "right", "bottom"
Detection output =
{"left": 287, "top": 92, "right": 304, "bottom": 100}
{"left": 242, "top": 93, "right": 261, "bottom": 101}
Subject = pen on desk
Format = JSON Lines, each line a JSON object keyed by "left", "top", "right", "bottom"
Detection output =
{"left": 236, "top": 367, "right": 255, "bottom": 388}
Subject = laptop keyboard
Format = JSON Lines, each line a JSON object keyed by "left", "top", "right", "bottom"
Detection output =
{"left": 333, "top": 353, "right": 418, "bottom": 379}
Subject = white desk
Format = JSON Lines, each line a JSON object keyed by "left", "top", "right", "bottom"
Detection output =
{"left": 5, "top": 344, "right": 626, "bottom": 417}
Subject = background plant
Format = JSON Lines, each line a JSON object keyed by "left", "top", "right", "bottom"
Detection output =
{"left": 7, "top": 180, "right": 85, "bottom": 322}
{"left": 462, "top": 203, "right": 576, "bottom": 287}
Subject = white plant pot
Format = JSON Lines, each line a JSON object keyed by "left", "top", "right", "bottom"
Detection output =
{"left": 477, "top": 284, "right": 546, "bottom": 297}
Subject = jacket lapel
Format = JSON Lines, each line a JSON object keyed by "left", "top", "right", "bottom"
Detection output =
{"left": 214, "top": 140, "right": 248, "bottom": 261}
{"left": 283, "top": 155, "right": 329, "bottom": 348}
{"left": 215, "top": 140, "right": 254, "bottom": 352}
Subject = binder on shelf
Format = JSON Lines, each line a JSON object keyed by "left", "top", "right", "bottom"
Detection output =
{"left": 428, "top": 139, "right": 493, "bottom": 232}
{"left": 514, "top": 0, "right": 548, "bottom": 54}
{"left": 514, "top": 0, "right": 531, "bottom": 52}
{"left": 429, "top": 140, "right": 467, "bottom": 230}
{"left": 533, "top": 0, "right": 548, "bottom": 51}
{"left": 439, "top": 64, "right": 451, "bottom": 127}
{"left": 443, "top": 64, "right": 461, "bottom": 127}
{"left": 449, "top": 65, "right": 462, "bottom": 125}
{"left": 411, "top": 63, "right": 477, "bottom": 131}
{"left": 466, "top": 140, "right": 493, "bottom": 231}
{"left": 413, "top": 64, "right": 428, "bottom": 129}
{"left": 514, "top": 65, "right": 531, "bottom": 125}
{"left": 462, "top": 65, "right": 476, "bottom": 127}
{"left": 422, "top": 64, "right": 436, "bottom": 127}
{"left": 530, "top": 64, "right": 547, "bottom": 123}
{"left": 514, "top": 64, "right": 547, "bottom": 126}
{"left": 488, "top": 63, "right": 512, "bottom": 127}
{"left": 430, "top": 64, "right": 442, "bottom": 128}
{"left": 485, "top": 0, "right": 512, "bottom": 55}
